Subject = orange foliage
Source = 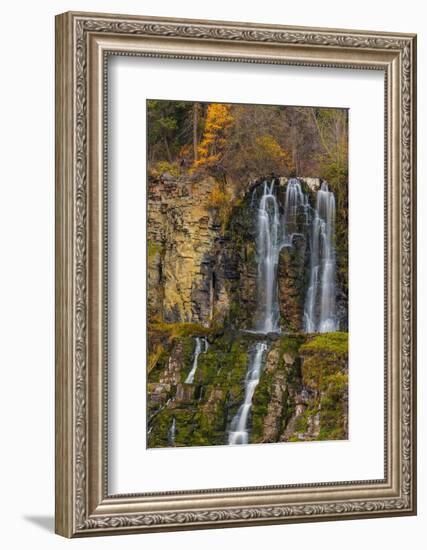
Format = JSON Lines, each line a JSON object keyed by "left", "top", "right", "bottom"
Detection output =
{"left": 194, "top": 104, "right": 234, "bottom": 168}
{"left": 254, "top": 135, "right": 293, "bottom": 169}
{"left": 207, "top": 182, "right": 232, "bottom": 231}
{"left": 208, "top": 183, "right": 228, "bottom": 208}
{"left": 179, "top": 143, "right": 192, "bottom": 158}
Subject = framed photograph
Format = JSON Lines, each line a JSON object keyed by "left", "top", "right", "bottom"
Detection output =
{"left": 55, "top": 11, "right": 417, "bottom": 537}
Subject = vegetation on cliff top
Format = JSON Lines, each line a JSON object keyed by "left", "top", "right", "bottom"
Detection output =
{"left": 147, "top": 100, "right": 347, "bottom": 188}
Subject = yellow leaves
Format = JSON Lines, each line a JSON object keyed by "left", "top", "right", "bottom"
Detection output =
{"left": 255, "top": 135, "right": 292, "bottom": 165}
{"left": 208, "top": 182, "right": 230, "bottom": 208}
{"left": 207, "top": 182, "right": 233, "bottom": 232}
{"left": 149, "top": 160, "right": 181, "bottom": 178}
{"left": 195, "top": 104, "right": 233, "bottom": 168}
{"left": 204, "top": 103, "right": 234, "bottom": 130}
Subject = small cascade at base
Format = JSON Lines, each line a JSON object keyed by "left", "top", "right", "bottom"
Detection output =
{"left": 228, "top": 342, "right": 268, "bottom": 445}
{"left": 167, "top": 417, "right": 176, "bottom": 446}
{"left": 185, "top": 337, "right": 208, "bottom": 384}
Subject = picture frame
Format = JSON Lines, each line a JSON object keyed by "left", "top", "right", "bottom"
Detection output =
{"left": 55, "top": 11, "right": 417, "bottom": 537}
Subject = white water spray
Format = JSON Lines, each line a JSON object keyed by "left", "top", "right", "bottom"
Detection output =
{"left": 283, "top": 178, "right": 310, "bottom": 246}
{"left": 185, "top": 337, "right": 208, "bottom": 384}
{"left": 228, "top": 342, "right": 268, "bottom": 445}
{"left": 167, "top": 417, "right": 176, "bottom": 445}
{"left": 304, "top": 181, "right": 338, "bottom": 332}
{"left": 256, "top": 181, "right": 281, "bottom": 334}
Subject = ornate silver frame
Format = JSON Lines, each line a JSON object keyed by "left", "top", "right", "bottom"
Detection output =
{"left": 55, "top": 11, "right": 417, "bottom": 537}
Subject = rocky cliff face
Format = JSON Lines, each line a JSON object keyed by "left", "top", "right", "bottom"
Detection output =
{"left": 251, "top": 332, "right": 348, "bottom": 443}
{"left": 148, "top": 176, "right": 219, "bottom": 326}
{"left": 148, "top": 174, "right": 260, "bottom": 331}
{"left": 148, "top": 175, "right": 328, "bottom": 334}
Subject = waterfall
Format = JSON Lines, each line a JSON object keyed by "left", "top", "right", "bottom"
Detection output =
{"left": 228, "top": 177, "right": 338, "bottom": 446}
{"left": 167, "top": 417, "right": 176, "bottom": 445}
{"left": 185, "top": 337, "right": 208, "bottom": 384}
{"left": 283, "top": 178, "right": 309, "bottom": 246}
{"left": 228, "top": 342, "right": 268, "bottom": 445}
{"left": 255, "top": 178, "right": 311, "bottom": 331}
{"left": 256, "top": 181, "right": 281, "bottom": 334}
{"left": 304, "top": 181, "right": 338, "bottom": 333}
{"left": 228, "top": 178, "right": 308, "bottom": 445}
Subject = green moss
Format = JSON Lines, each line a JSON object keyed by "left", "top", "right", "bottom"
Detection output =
{"left": 245, "top": 242, "right": 256, "bottom": 263}
{"left": 318, "top": 407, "right": 346, "bottom": 441}
{"left": 147, "top": 408, "right": 174, "bottom": 447}
{"left": 150, "top": 321, "right": 212, "bottom": 339}
{"left": 294, "top": 414, "right": 309, "bottom": 433}
{"left": 195, "top": 349, "right": 221, "bottom": 385}
{"left": 150, "top": 160, "right": 182, "bottom": 178}
{"left": 299, "top": 332, "right": 348, "bottom": 392}
{"left": 150, "top": 334, "right": 251, "bottom": 447}
{"left": 281, "top": 393, "right": 295, "bottom": 431}
{"left": 147, "top": 342, "right": 167, "bottom": 376}
{"left": 192, "top": 386, "right": 228, "bottom": 446}
{"left": 173, "top": 410, "right": 198, "bottom": 446}
{"left": 300, "top": 332, "right": 348, "bottom": 356}
{"left": 147, "top": 345, "right": 171, "bottom": 383}
{"left": 250, "top": 368, "right": 273, "bottom": 442}
{"left": 148, "top": 330, "right": 348, "bottom": 448}
{"left": 278, "top": 334, "right": 306, "bottom": 356}
{"left": 325, "top": 372, "right": 348, "bottom": 395}
{"left": 147, "top": 240, "right": 163, "bottom": 259}
{"left": 317, "top": 371, "right": 348, "bottom": 441}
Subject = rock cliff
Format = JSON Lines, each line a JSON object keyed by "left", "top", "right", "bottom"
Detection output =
{"left": 148, "top": 175, "right": 333, "bottom": 334}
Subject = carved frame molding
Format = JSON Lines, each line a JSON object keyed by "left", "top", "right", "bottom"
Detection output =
{"left": 55, "top": 11, "right": 416, "bottom": 537}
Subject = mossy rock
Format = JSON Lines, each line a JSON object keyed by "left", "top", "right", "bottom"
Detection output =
{"left": 300, "top": 332, "right": 348, "bottom": 356}
{"left": 148, "top": 329, "right": 349, "bottom": 447}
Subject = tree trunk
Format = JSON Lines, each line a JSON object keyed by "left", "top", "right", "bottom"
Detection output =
{"left": 163, "top": 135, "right": 172, "bottom": 163}
{"left": 193, "top": 102, "right": 199, "bottom": 161}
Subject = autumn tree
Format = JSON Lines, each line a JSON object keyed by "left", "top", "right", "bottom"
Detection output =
{"left": 310, "top": 107, "right": 348, "bottom": 186}
{"left": 147, "top": 100, "right": 347, "bottom": 194}
{"left": 194, "top": 103, "right": 234, "bottom": 173}
{"left": 213, "top": 104, "right": 294, "bottom": 183}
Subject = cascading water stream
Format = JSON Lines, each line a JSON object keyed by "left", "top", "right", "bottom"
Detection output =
{"left": 185, "top": 337, "right": 208, "bottom": 384}
{"left": 304, "top": 181, "right": 338, "bottom": 333}
{"left": 256, "top": 181, "right": 281, "bottom": 334}
{"left": 228, "top": 342, "right": 268, "bottom": 445}
{"left": 283, "top": 178, "right": 310, "bottom": 246}
{"left": 167, "top": 417, "right": 176, "bottom": 446}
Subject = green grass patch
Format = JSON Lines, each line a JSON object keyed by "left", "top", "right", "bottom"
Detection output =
{"left": 149, "top": 321, "right": 212, "bottom": 340}
{"left": 300, "top": 332, "right": 348, "bottom": 356}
